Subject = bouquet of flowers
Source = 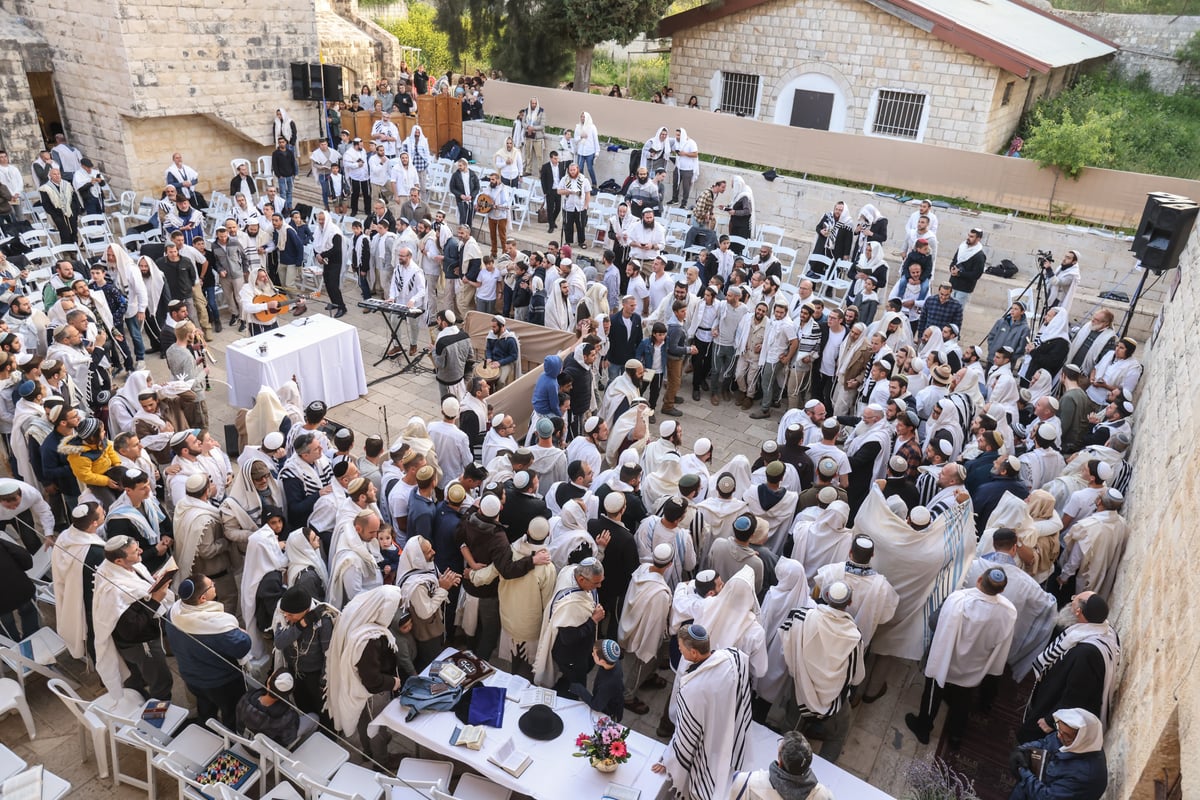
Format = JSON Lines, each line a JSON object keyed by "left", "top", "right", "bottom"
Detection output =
{"left": 572, "top": 716, "right": 632, "bottom": 767}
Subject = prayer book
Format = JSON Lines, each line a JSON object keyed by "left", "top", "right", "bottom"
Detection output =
{"left": 518, "top": 687, "right": 557, "bottom": 709}
{"left": 141, "top": 700, "right": 171, "bottom": 728}
{"left": 1029, "top": 748, "right": 1049, "bottom": 781}
{"left": 483, "top": 671, "right": 531, "bottom": 701}
{"left": 450, "top": 724, "right": 487, "bottom": 750}
{"left": 603, "top": 784, "right": 641, "bottom": 800}
{"left": 150, "top": 556, "right": 179, "bottom": 594}
{"left": 487, "top": 737, "right": 532, "bottom": 778}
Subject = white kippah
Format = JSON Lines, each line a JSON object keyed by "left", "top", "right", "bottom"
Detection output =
{"left": 491, "top": 413, "right": 507, "bottom": 428}
{"left": 693, "top": 437, "right": 712, "bottom": 456}
{"left": 604, "top": 492, "right": 626, "bottom": 514}
{"left": 818, "top": 486, "right": 837, "bottom": 504}
{"left": 909, "top": 506, "right": 932, "bottom": 526}
{"left": 824, "top": 581, "right": 851, "bottom": 604}
{"left": 762, "top": 440, "right": 778, "bottom": 453}
{"left": 263, "top": 431, "right": 285, "bottom": 450}
{"left": 1096, "top": 462, "right": 1114, "bottom": 482}
{"left": 804, "top": 398, "right": 821, "bottom": 410}
{"left": 660, "top": 420, "right": 677, "bottom": 438}
{"left": 272, "top": 672, "right": 295, "bottom": 693}
{"left": 888, "top": 455, "right": 908, "bottom": 473}
{"left": 72, "top": 504, "right": 90, "bottom": 520}
{"left": 479, "top": 494, "right": 502, "bottom": 517}
{"left": 652, "top": 543, "right": 674, "bottom": 566}
{"left": 513, "top": 471, "right": 531, "bottom": 490}
{"left": 583, "top": 416, "right": 600, "bottom": 434}
{"left": 442, "top": 397, "right": 460, "bottom": 417}
{"left": 937, "top": 439, "right": 954, "bottom": 456}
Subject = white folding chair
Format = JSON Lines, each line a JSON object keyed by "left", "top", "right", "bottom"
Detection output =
{"left": 819, "top": 259, "right": 854, "bottom": 303}
{"left": 254, "top": 732, "right": 349, "bottom": 788}
{"left": 298, "top": 763, "right": 383, "bottom": 800}
{"left": 727, "top": 235, "right": 750, "bottom": 254}
{"left": 45, "top": 678, "right": 111, "bottom": 778}
{"left": 510, "top": 188, "right": 530, "bottom": 231}
{"left": 663, "top": 206, "right": 690, "bottom": 228}
{"left": 204, "top": 719, "right": 270, "bottom": 796}
{"left": 453, "top": 773, "right": 512, "bottom": 800}
{"left": 119, "top": 190, "right": 137, "bottom": 215}
{"left": 395, "top": 758, "right": 454, "bottom": 790}
{"left": 51, "top": 243, "right": 81, "bottom": 261}
{"left": 22, "top": 246, "right": 55, "bottom": 270}
{"left": 102, "top": 184, "right": 121, "bottom": 213}
{"left": 231, "top": 158, "right": 252, "bottom": 175}
{"left": 664, "top": 221, "right": 689, "bottom": 253}
{"left": 0, "top": 677, "right": 35, "bottom": 739}
{"left": 0, "top": 629, "right": 74, "bottom": 690}
{"left": 756, "top": 223, "right": 786, "bottom": 246}
{"left": 0, "top": 743, "right": 25, "bottom": 781}
{"left": 376, "top": 775, "right": 446, "bottom": 800}
{"left": 661, "top": 253, "right": 686, "bottom": 273}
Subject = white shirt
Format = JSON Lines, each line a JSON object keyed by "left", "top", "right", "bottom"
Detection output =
{"left": 371, "top": 120, "right": 401, "bottom": 156}
{"left": 343, "top": 147, "right": 369, "bottom": 181}
{"left": 675, "top": 137, "right": 699, "bottom": 171}
{"left": 557, "top": 174, "right": 590, "bottom": 213}
{"left": 759, "top": 316, "right": 797, "bottom": 366}
{"left": 368, "top": 154, "right": 391, "bottom": 187}
{"left": 0, "top": 164, "right": 24, "bottom": 197}
{"left": 647, "top": 271, "right": 674, "bottom": 311}
{"left": 628, "top": 221, "right": 666, "bottom": 261}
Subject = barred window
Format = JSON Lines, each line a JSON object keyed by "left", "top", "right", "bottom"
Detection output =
{"left": 719, "top": 72, "right": 761, "bottom": 118}
{"left": 870, "top": 89, "right": 926, "bottom": 140}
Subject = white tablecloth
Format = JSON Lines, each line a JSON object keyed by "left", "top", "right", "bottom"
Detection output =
{"left": 370, "top": 657, "right": 894, "bottom": 800}
{"left": 224, "top": 315, "right": 367, "bottom": 409}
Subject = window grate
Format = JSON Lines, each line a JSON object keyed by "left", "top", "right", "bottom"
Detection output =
{"left": 871, "top": 89, "right": 926, "bottom": 139}
{"left": 720, "top": 72, "right": 760, "bottom": 118}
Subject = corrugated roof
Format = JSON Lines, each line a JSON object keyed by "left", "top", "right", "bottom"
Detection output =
{"left": 658, "top": 0, "right": 1117, "bottom": 77}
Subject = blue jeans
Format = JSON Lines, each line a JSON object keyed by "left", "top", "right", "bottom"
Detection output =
{"left": 951, "top": 289, "right": 972, "bottom": 308}
{"left": 277, "top": 176, "right": 295, "bottom": 209}
{"left": 683, "top": 225, "right": 717, "bottom": 253}
{"left": 579, "top": 153, "right": 597, "bottom": 188}
{"left": 317, "top": 174, "right": 331, "bottom": 209}
{"left": 122, "top": 316, "right": 146, "bottom": 360}
{"left": 358, "top": 270, "right": 373, "bottom": 300}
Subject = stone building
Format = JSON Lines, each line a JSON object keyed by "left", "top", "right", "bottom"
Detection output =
{"left": 658, "top": 0, "right": 1116, "bottom": 153}
{"left": 0, "top": 0, "right": 401, "bottom": 200}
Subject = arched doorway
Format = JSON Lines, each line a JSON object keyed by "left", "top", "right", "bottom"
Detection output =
{"left": 773, "top": 72, "right": 848, "bottom": 132}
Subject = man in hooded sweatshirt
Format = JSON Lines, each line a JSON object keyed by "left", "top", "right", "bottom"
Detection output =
{"left": 529, "top": 354, "right": 563, "bottom": 441}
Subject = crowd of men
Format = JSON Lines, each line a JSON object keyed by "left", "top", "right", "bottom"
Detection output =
{"left": 0, "top": 108, "right": 1133, "bottom": 800}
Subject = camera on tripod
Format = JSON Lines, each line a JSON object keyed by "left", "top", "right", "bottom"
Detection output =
{"left": 1036, "top": 249, "right": 1054, "bottom": 268}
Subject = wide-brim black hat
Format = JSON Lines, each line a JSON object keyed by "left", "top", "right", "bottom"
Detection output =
{"left": 518, "top": 704, "right": 563, "bottom": 741}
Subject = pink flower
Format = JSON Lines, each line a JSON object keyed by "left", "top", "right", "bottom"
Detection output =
{"left": 609, "top": 740, "right": 628, "bottom": 759}
{"left": 576, "top": 733, "right": 589, "bottom": 748}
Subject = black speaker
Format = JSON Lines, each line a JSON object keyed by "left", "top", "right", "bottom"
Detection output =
{"left": 1132, "top": 192, "right": 1199, "bottom": 273}
{"left": 307, "top": 64, "right": 324, "bottom": 102}
{"left": 322, "top": 64, "right": 344, "bottom": 102}
{"left": 290, "top": 62, "right": 310, "bottom": 101}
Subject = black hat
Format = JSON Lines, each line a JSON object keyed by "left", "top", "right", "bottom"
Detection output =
{"left": 280, "top": 586, "right": 311, "bottom": 614}
{"left": 518, "top": 704, "right": 564, "bottom": 741}
{"left": 762, "top": 169, "right": 778, "bottom": 182}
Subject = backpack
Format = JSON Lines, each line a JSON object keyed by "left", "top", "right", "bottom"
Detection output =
{"left": 399, "top": 675, "right": 464, "bottom": 722}
{"left": 597, "top": 179, "right": 622, "bottom": 194}
{"left": 985, "top": 259, "right": 1018, "bottom": 279}
{"left": 439, "top": 139, "right": 460, "bottom": 160}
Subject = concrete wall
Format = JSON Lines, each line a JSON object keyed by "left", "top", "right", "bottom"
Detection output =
{"left": 1102, "top": 223, "right": 1199, "bottom": 799}
{"left": 0, "top": 11, "right": 53, "bottom": 172}
{"left": 1057, "top": 10, "right": 1200, "bottom": 93}
{"left": 666, "top": 0, "right": 1010, "bottom": 151}
{"left": 461, "top": 120, "right": 1159, "bottom": 344}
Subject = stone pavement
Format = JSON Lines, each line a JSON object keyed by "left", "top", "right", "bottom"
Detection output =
{"left": 0, "top": 181, "right": 1022, "bottom": 799}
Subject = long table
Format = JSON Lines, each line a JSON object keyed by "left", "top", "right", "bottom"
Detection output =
{"left": 370, "top": 657, "right": 894, "bottom": 799}
{"left": 224, "top": 314, "right": 368, "bottom": 408}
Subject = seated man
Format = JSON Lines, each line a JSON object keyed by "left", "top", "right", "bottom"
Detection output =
{"left": 729, "top": 730, "right": 831, "bottom": 800}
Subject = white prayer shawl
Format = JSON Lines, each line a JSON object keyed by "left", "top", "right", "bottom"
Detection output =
{"left": 10, "top": 400, "right": 43, "bottom": 484}
{"left": 138, "top": 256, "right": 166, "bottom": 317}
{"left": 324, "top": 585, "right": 403, "bottom": 735}
{"left": 641, "top": 438, "right": 679, "bottom": 478}
{"left": 1046, "top": 260, "right": 1081, "bottom": 318}
{"left": 172, "top": 495, "right": 221, "bottom": 588}
{"left": 1065, "top": 325, "right": 1117, "bottom": 377}
{"left": 246, "top": 385, "right": 287, "bottom": 445}
{"left": 678, "top": 454, "right": 711, "bottom": 500}
{"left": 755, "top": 557, "right": 812, "bottom": 704}
{"left": 641, "top": 458, "right": 682, "bottom": 514}
{"left": 547, "top": 501, "right": 593, "bottom": 568}
{"left": 814, "top": 561, "right": 900, "bottom": 648}
{"left": 979, "top": 492, "right": 1063, "bottom": 583}
{"left": 964, "top": 553, "right": 1056, "bottom": 680}
{"left": 742, "top": 483, "right": 798, "bottom": 556}
{"left": 481, "top": 430, "right": 519, "bottom": 467}
{"left": 1032, "top": 621, "right": 1120, "bottom": 725}
{"left": 286, "top": 528, "right": 329, "bottom": 587}
{"left": 634, "top": 516, "right": 694, "bottom": 589}
{"left": 240, "top": 526, "right": 289, "bottom": 658}
{"left": 533, "top": 565, "right": 598, "bottom": 688}
{"left": 749, "top": 463, "right": 801, "bottom": 496}
{"left": 51, "top": 525, "right": 105, "bottom": 659}
{"left": 93, "top": 559, "right": 171, "bottom": 696}
{"left": 925, "top": 587, "right": 1016, "bottom": 687}
{"left": 598, "top": 373, "right": 640, "bottom": 428}
{"left": 1020, "top": 447, "right": 1066, "bottom": 492}
{"left": 328, "top": 518, "right": 383, "bottom": 609}
{"left": 1086, "top": 352, "right": 1143, "bottom": 406}
{"left": 663, "top": 647, "right": 752, "bottom": 800}
{"left": 605, "top": 403, "right": 652, "bottom": 465}
{"left": 923, "top": 399, "right": 965, "bottom": 461}
{"left": 618, "top": 564, "right": 672, "bottom": 663}
{"left": 1062, "top": 509, "right": 1129, "bottom": 598}
{"left": 790, "top": 502, "right": 852, "bottom": 586}
{"left": 846, "top": 419, "right": 892, "bottom": 481}
{"left": 854, "top": 487, "right": 976, "bottom": 660}
{"left": 780, "top": 604, "right": 865, "bottom": 717}
{"left": 695, "top": 496, "right": 748, "bottom": 554}
{"left": 694, "top": 566, "right": 768, "bottom": 677}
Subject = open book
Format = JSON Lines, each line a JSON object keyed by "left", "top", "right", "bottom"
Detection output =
{"left": 487, "top": 737, "right": 532, "bottom": 778}
{"left": 2, "top": 765, "right": 44, "bottom": 800}
{"left": 603, "top": 784, "right": 642, "bottom": 800}
{"left": 150, "top": 556, "right": 179, "bottom": 594}
{"left": 483, "top": 671, "right": 531, "bottom": 701}
{"left": 518, "top": 687, "right": 557, "bottom": 709}
{"left": 450, "top": 724, "right": 487, "bottom": 750}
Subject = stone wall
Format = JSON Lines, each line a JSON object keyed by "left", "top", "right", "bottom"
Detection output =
{"left": 318, "top": 0, "right": 407, "bottom": 98}
{"left": 1056, "top": 10, "right": 1200, "bottom": 93}
{"left": 1101, "top": 223, "right": 1199, "bottom": 799}
{"left": 0, "top": 10, "right": 53, "bottom": 172}
{"left": 666, "top": 0, "right": 1019, "bottom": 152}
{"left": 6, "top": 0, "right": 321, "bottom": 196}
{"left": 461, "top": 120, "right": 1159, "bottom": 343}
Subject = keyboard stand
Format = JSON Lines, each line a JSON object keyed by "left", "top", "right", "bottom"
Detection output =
{"left": 372, "top": 310, "right": 407, "bottom": 367}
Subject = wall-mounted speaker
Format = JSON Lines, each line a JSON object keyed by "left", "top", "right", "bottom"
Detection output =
{"left": 1132, "top": 192, "right": 1199, "bottom": 274}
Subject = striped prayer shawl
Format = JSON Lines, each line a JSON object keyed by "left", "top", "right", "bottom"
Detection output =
{"left": 1032, "top": 622, "right": 1121, "bottom": 724}
{"left": 280, "top": 454, "right": 333, "bottom": 498}
{"left": 921, "top": 498, "right": 974, "bottom": 654}
{"left": 779, "top": 607, "right": 862, "bottom": 718}
{"left": 672, "top": 647, "right": 752, "bottom": 800}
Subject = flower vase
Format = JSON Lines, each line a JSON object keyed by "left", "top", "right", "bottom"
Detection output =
{"left": 590, "top": 757, "right": 619, "bottom": 773}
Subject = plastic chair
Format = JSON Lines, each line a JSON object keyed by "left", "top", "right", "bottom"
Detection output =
{"left": 0, "top": 742, "right": 25, "bottom": 781}
{"left": 510, "top": 188, "right": 530, "bottom": 231}
{"left": 0, "top": 628, "right": 73, "bottom": 690}
{"left": 298, "top": 762, "right": 384, "bottom": 800}
{"left": 756, "top": 223, "right": 786, "bottom": 246}
{"left": 254, "top": 732, "right": 349, "bottom": 788}
{"left": 376, "top": 775, "right": 446, "bottom": 800}
{"left": 255, "top": 156, "right": 275, "bottom": 193}
{"left": 395, "top": 758, "right": 454, "bottom": 790}
{"left": 0, "top": 677, "right": 35, "bottom": 739}
{"left": 231, "top": 158, "right": 252, "bottom": 175}
{"left": 45, "top": 678, "right": 110, "bottom": 778}
{"left": 453, "top": 773, "right": 513, "bottom": 800}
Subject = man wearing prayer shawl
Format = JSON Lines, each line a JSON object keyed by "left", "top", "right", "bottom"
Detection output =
{"left": 905, "top": 567, "right": 1016, "bottom": 748}
{"left": 696, "top": 472, "right": 748, "bottom": 555}
{"left": 618, "top": 543, "right": 674, "bottom": 715}
{"left": 92, "top": 535, "right": 175, "bottom": 700}
{"left": 166, "top": 574, "right": 251, "bottom": 726}
{"left": 328, "top": 508, "right": 384, "bottom": 609}
{"left": 790, "top": 500, "right": 853, "bottom": 586}
{"left": 742, "top": 460, "right": 797, "bottom": 555}
{"left": 778, "top": 581, "right": 864, "bottom": 762}
{"left": 532, "top": 558, "right": 605, "bottom": 692}
{"left": 51, "top": 502, "right": 107, "bottom": 660}
{"left": 634, "top": 497, "right": 696, "bottom": 590}
{"left": 652, "top": 623, "right": 752, "bottom": 800}
{"left": 1058, "top": 488, "right": 1129, "bottom": 599}
{"left": 694, "top": 565, "right": 768, "bottom": 678}
{"left": 172, "top": 472, "right": 234, "bottom": 608}
{"left": 729, "top": 730, "right": 833, "bottom": 800}
{"left": 844, "top": 403, "right": 891, "bottom": 516}
{"left": 489, "top": 517, "right": 556, "bottom": 679}
{"left": 1019, "top": 591, "right": 1120, "bottom": 743}
{"left": 963, "top": 527, "right": 1055, "bottom": 681}
{"left": 813, "top": 534, "right": 899, "bottom": 649}
{"left": 324, "top": 585, "right": 407, "bottom": 759}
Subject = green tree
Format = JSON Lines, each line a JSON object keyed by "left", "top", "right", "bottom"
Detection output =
{"left": 380, "top": 3, "right": 455, "bottom": 74}
{"left": 1024, "top": 106, "right": 1123, "bottom": 216}
{"left": 561, "top": 0, "right": 673, "bottom": 92}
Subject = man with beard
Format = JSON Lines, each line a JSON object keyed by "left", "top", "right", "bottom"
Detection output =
{"left": 947, "top": 228, "right": 986, "bottom": 308}
{"left": 432, "top": 310, "right": 473, "bottom": 400}
{"left": 810, "top": 200, "right": 854, "bottom": 269}
{"left": 735, "top": 300, "right": 769, "bottom": 409}
{"left": 561, "top": 341, "right": 597, "bottom": 436}
{"left": 710, "top": 286, "right": 749, "bottom": 405}
{"left": 750, "top": 301, "right": 797, "bottom": 420}
{"left": 628, "top": 207, "right": 666, "bottom": 263}
{"left": 454, "top": 225, "right": 484, "bottom": 314}
{"left": 565, "top": 416, "right": 606, "bottom": 485}
{"left": 556, "top": 162, "right": 590, "bottom": 247}
{"left": 239, "top": 267, "right": 286, "bottom": 336}
{"left": 386, "top": 246, "right": 426, "bottom": 357}
{"left": 625, "top": 165, "right": 660, "bottom": 219}
{"left": 1064, "top": 308, "right": 1117, "bottom": 376}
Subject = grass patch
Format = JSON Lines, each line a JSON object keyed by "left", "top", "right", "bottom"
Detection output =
{"left": 1018, "top": 68, "right": 1200, "bottom": 180}
{"left": 1049, "top": 0, "right": 1198, "bottom": 12}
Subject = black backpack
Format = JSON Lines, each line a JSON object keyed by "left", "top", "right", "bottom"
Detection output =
{"left": 985, "top": 259, "right": 1018, "bottom": 279}
{"left": 439, "top": 139, "right": 460, "bottom": 159}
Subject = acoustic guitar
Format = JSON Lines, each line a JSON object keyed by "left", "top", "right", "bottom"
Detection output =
{"left": 252, "top": 293, "right": 309, "bottom": 324}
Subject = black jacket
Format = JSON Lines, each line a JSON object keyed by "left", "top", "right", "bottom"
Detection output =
{"left": 606, "top": 312, "right": 643, "bottom": 365}
{"left": 949, "top": 249, "right": 987, "bottom": 293}
{"left": 0, "top": 538, "right": 35, "bottom": 615}
{"left": 540, "top": 160, "right": 570, "bottom": 198}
